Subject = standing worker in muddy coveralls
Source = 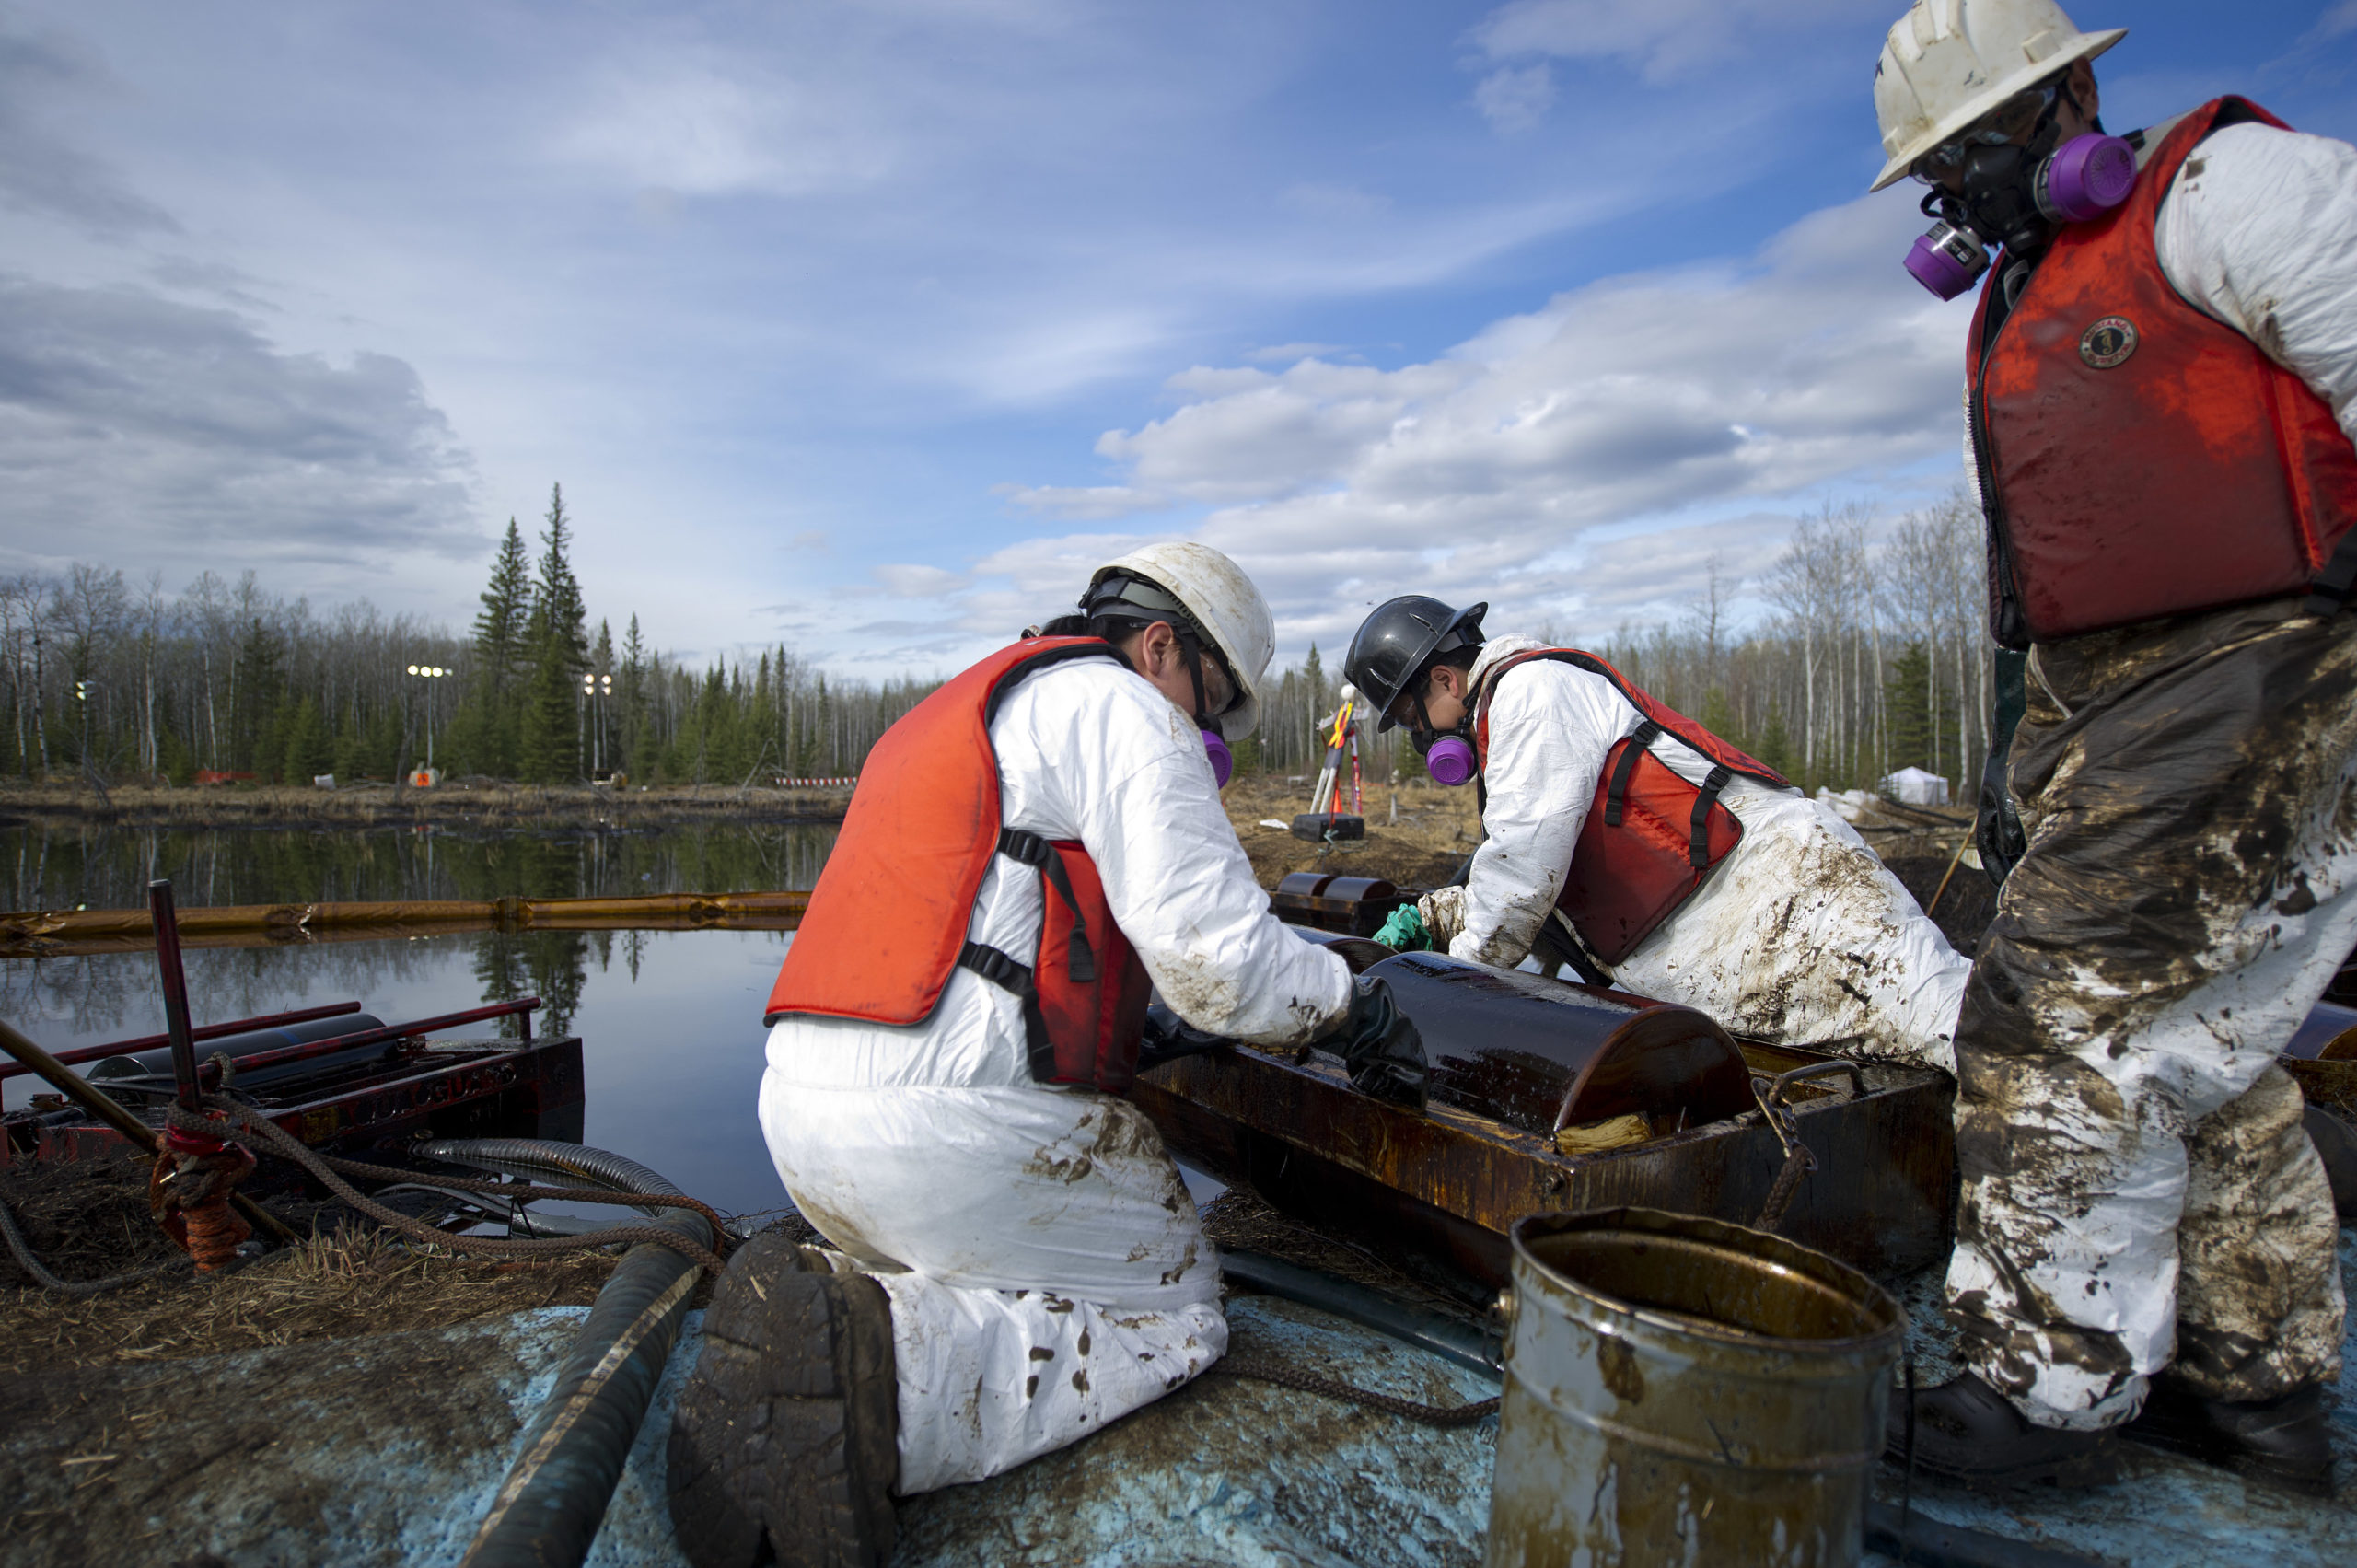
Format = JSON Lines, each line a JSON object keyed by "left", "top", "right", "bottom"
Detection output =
{"left": 666, "top": 542, "right": 1428, "bottom": 1568}
{"left": 1871, "top": 0, "right": 2357, "bottom": 1493}
{"left": 1344, "top": 601, "right": 1972, "bottom": 1074}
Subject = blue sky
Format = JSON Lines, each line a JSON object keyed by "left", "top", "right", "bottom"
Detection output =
{"left": 4, "top": 0, "right": 2354, "bottom": 679}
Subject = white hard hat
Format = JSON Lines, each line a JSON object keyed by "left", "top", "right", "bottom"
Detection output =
{"left": 1868, "top": 0, "right": 2124, "bottom": 192}
{"left": 1086, "top": 542, "right": 1276, "bottom": 742}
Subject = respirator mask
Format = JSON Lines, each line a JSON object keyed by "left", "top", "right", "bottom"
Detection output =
{"left": 1902, "top": 83, "right": 2135, "bottom": 300}
{"left": 1401, "top": 691, "right": 1475, "bottom": 788}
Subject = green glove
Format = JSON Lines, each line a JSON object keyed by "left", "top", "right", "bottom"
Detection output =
{"left": 1374, "top": 903, "right": 1430, "bottom": 951}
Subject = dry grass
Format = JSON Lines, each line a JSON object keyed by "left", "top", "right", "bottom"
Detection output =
{"left": 0, "top": 1225, "right": 621, "bottom": 1376}
{"left": 1222, "top": 772, "right": 1482, "bottom": 893}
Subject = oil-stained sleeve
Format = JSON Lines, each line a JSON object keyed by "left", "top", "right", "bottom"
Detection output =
{"left": 2157, "top": 122, "right": 2357, "bottom": 447}
{"left": 1014, "top": 664, "right": 1352, "bottom": 1047}
{"left": 1450, "top": 662, "right": 1631, "bottom": 970}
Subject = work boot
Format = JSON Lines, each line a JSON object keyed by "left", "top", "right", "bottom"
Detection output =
{"left": 1885, "top": 1372, "right": 2119, "bottom": 1491}
{"left": 2124, "top": 1376, "right": 2338, "bottom": 1495}
{"left": 669, "top": 1232, "right": 900, "bottom": 1568}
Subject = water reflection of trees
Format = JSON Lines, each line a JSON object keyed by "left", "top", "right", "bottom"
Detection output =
{"left": 0, "top": 823, "right": 838, "bottom": 912}
{"left": 1, "top": 936, "right": 471, "bottom": 1040}
{"left": 0, "top": 923, "right": 756, "bottom": 1046}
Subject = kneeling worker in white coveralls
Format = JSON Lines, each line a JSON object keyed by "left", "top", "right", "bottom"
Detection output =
{"left": 1345, "top": 597, "right": 1971, "bottom": 1074}
{"left": 667, "top": 542, "right": 1429, "bottom": 1568}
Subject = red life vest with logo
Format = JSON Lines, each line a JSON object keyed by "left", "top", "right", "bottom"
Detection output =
{"left": 1970, "top": 98, "right": 2357, "bottom": 644}
{"left": 1472, "top": 649, "right": 1793, "bottom": 965}
{"left": 762, "top": 637, "right": 1155, "bottom": 1095}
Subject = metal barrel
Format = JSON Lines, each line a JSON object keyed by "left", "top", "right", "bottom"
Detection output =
{"left": 1485, "top": 1206, "right": 1903, "bottom": 1568}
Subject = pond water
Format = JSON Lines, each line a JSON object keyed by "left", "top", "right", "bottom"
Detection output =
{"left": 1, "top": 819, "right": 1230, "bottom": 1214}
{"left": 1, "top": 822, "right": 840, "bottom": 1217}
{"left": 0, "top": 819, "right": 839, "bottom": 911}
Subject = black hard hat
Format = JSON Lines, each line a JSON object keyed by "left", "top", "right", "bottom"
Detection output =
{"left": 1345, "top": 597, "right": 1486, "bottom": 732}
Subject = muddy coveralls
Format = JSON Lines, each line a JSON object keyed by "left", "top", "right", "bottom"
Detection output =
{"left": 1946, "top": 114, "right": 2357, "bottom": 1430}
{"left": 757, "top": 657, "right": 1352, "bottom": 1492}
{"left": 1452, "top": 633, "right": 1971, "bottom": 1074}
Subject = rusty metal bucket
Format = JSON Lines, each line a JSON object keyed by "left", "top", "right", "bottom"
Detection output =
{"left": 1485, "top": 1207, "right": 1903, "bottom": 1568}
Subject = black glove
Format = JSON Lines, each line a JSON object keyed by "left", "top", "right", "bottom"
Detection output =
{"left": 1325, "top": 975, "right": 1427, "bottom": 1109}
{"left": 1136, "top": 1002, "right": 1232, "bottom": 1074}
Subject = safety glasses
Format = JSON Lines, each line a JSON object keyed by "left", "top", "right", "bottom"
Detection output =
{"left": 1910, "top": 83, "right": 2058, "bottom": 184}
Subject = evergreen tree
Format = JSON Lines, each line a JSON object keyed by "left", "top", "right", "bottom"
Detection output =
{"left": 457, "top": 517, "right": 533, "bottom": 776}
{"left": 520, "top": 484, "right": 588, "bottom": 782}
{"left": 535, "top": 484, "right": 588, "bottom": 671}
{"left": 230, "top": 619, "right": 284, "bottom": 775}
{"left": 1751, "top": 706, "right": 1796, "bottom": 783}
{"left": 619, "top": 613, "right": 648, "bottom": 779}
{"left": 1884, "top": 644, "right": 1933, "bottom": 775}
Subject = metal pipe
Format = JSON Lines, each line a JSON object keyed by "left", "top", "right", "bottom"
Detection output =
{"left": 210, "top": 998, "right": 543, "bottom": 1076}
{"left": 0, "top": 1016, "right": 299, "bottom": 1244}
{"left": 0, "top": 889, "right": 810, "bottom": 944}
{"left": 147, "top": 880, "right": 202, "bottom": 1113}
{"left": 0, "top": 1002, "right": 365, "bottom": 1083}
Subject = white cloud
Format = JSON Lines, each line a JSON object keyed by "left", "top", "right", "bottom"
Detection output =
{"left": 981, "top": 191, "right": 1968, "bottom": 657}
{"left": 872, "top": 563, "right": 970, "bottom": 597}
{"left": 552, "top": 57, "right": 897, "bottom": 199}
{"left": 996, "top": 483, "right": 1169, "bottom": 522}
{"left": 1473, "top": 64, "right": 1555, "bottom": 135}
{"left": 1473, "top": 0, "right": 1886, "bottom": 83}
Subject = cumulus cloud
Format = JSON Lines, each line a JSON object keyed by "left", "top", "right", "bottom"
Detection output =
{"left": 0, "top": 276, "right": 482, "bottom": 578}
{"left": 982, "top": 190, "right": 1968, "bottom": 657}
{"left": 1473, "top": 0, "right": 1886, "bottom": 83}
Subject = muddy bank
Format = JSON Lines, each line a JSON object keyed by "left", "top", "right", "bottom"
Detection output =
{"left": 0, "top": 781, "right": 852, "bottom": 832}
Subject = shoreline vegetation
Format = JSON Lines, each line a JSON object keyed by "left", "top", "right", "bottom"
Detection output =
{"left": 0, "top": 779, "right": 856, "bottom": 832}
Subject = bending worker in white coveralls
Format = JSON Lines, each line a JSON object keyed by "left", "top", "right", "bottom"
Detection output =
{"left": 665, "top": 543, "right": 1428, "bottom": 1568}
{"left": 1872, "top": 0, "right": 2357, "bottom": 1494}
{"left": 1344, "top": 597, "right": 1971, "bottom": 1075}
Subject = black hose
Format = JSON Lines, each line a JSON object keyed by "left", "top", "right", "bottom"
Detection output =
{"left": 1221, "top": 1249, "right": 1501, "bottom": 1376}
{"left": 419, "top": 1138, "right": 679, "bottom": 1211}
{"left": 455, "top": 1139, "right": 711, "bottom": 1568}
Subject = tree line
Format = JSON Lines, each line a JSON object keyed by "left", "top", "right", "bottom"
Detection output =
{"left": 0, "top": 485, "right": 937, "bottom": 789}
{"left": 3, "top": 484, "right": 1994, "bottom": 801}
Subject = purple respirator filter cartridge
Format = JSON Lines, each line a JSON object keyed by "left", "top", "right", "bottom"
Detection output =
{"left": 1425, "top": 735, "right": 1476, "bottom": 787}
{"left": 1905, "top": 220, "right": 1990, "bottom": 300}
{"left": 1201, "top": 729, "right": 1234, "bottom": 788}
{"left": 2037, "top": 134, "right": 2136, "bottom": 224}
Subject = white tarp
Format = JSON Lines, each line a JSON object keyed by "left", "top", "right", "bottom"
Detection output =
{"left": 1882, "top": 767, "right": 1951, "bottom": 807}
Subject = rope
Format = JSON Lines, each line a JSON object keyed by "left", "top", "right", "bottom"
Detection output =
{"left": 0, "top": 1194, "right": 190, "bottom": 1297}
{"left": 165, "top": 1098, "right": 728, "bottom": 1275}
{"left": 1212, "top": 1353, "right": 1501, "bottom": 1428}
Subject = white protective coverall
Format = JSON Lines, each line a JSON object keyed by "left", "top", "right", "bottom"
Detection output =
{"left": 1451, "top": 634, "right": 1970, "bottom": 1074}
{"left": 759, "top": 658, "right": 1353, "bottom": 1493}
{"left": 1942, "top": 115, "right": 2357, "bottom": 1429}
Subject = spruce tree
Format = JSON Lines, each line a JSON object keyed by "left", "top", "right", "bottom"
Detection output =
{"left": 520, "top": 483, "right": 588, "bottom": 782}
{"left": 463, "top": 518, "right": 533, "bottom": 776}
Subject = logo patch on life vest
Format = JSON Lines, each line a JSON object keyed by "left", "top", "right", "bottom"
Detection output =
{"left": 2079, "top": 316, "right": 2138, "bottom": 369}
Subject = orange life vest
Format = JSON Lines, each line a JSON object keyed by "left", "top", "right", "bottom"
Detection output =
{"left": 1970, "top": 98, "right": 2357, "bottom": 644}
{"left": 1473, "top": 649, "right": 1792, "bottom": 965}
{"left": 762, "top": 637, "right": 1155, "bottom": 1094}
